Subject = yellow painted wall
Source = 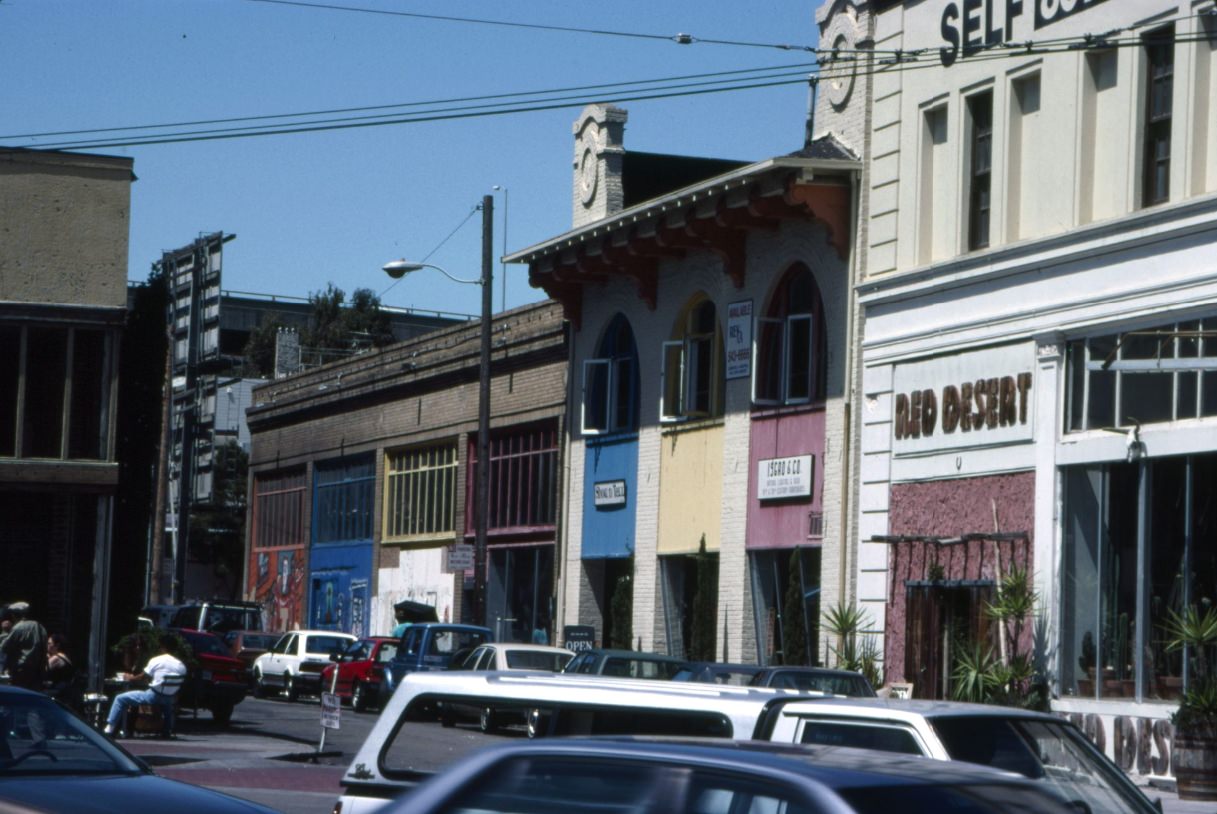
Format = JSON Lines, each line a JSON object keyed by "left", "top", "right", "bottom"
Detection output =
{"left": 657, "top": 425, "right": 723, "bottom": 554}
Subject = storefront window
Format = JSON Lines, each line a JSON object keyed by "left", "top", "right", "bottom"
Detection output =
{"left": 313, "top": 456, "right": 374, "bottom": 544}
{"left": 1062, "top": 454, "right": 1217, "bottom": 701}
{"left": 661, "top": 548, "right": 719, "bottom": 661}
{"left": 486, "top": 544, "right": 553, "bottom": 643}
{"left": 1066, "top": 316, "right": 1217, "bottom": 432}
{"left": 749, "top": 547, "right": 820, "bottom": 666}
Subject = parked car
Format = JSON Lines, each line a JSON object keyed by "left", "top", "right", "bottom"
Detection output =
{"left": 747, "top": 666, "right": 877, "bottom": 696}
{"left": 172, "top": 628, "right": 249, "bottom": 725}
{"left": 379, "top": 623, "right": 492, "bottom": 706}
{"left": 138, "top": 604, "right": 179, "bottom": 629}
{"left": 385, "top": 737, "right": 1082, "bottom": 814}
{"left": 672, "top": 661, "right": 765, "bottom": 685}
{"left": 561, "top": 648, "right": 684, "bottom": 679}
{"left": 222, "top": 629, "right": 279, "bottom": 673}
{"left": 437, "top": 643, "right": 575, "bottom": 731}
{"left": 169, "top": 601, "right": 264, "bottom": 635}
{"left": 0, "top": 685, "right": 277, "bottom": 813}
{"left": 319, "top": 636, "right": 398, "bottom": 712}
{"left": 335, "top": 671, "right": 1163, "bottom": 814}
{"left": 252, "top": 629, "right": 356, "bottom": 701}
{"left": 766, "top": 697, "right": 1159, "bottom": 814}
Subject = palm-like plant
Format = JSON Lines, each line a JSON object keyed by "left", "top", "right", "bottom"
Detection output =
{"left": 1163, "top": 603, "right": 1217, "bottom": 735}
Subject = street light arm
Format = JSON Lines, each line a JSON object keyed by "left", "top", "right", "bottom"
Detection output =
{"left": 382, "top": 259, "right": 483, "bottom": 286}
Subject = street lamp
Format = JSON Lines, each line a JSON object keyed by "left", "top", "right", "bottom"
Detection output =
{"left": 382, "top": 193, "right": 493, "bottom": 628}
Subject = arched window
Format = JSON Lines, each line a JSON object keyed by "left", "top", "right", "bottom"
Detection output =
{"left": 582, "top": 315, "right": 639, "bottom": 434}
{"left": 754, "top": 265, "right": 825, "bottom": 406}
{"left": 662, "top": 297, "right": 724, "bottom": 421}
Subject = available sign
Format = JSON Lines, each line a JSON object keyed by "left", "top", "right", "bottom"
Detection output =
{"left": 726, "top": 300, "right": 753, "bottom": 380}
{"left": 445, "top": 544, "right": 475, "bottom": 573}
{"left": 593, "top": 480, "right": 627, "bottom": 508}
{"left": 758, "top": 455, "right": 813, "bottom": 500}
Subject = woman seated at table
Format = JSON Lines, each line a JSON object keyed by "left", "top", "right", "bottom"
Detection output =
{"left": 103, "top": 638, "right": 186, "bottom": 738}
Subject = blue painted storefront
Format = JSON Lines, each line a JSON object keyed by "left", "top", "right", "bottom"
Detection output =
{"left": 308, "top": 542, "right": 372, "bottom": 638}
{"left": 581, "top": 435, "right": 638, "bottom": 559}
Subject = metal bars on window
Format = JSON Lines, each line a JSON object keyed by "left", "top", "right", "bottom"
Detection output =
{"left": 313, "top": 457, "right": 375, "bottom": 544}
{"left": 253, "top": 469, "right": 307, "bottom": 547}
{"left": 470, "top": 424, "right": 558, "bottom": 532}
{"left": 1066, "top": 318, "right": 1217, "bottom": 432}
{"left": 385, "top": 443, "right": 457, "bottom": 539}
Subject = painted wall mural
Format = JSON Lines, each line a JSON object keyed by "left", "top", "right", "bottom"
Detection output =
{"left": 249, "top": 546, "right": 307, "bottom": 634}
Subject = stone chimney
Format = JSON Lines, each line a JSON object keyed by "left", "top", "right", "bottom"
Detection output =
{"left": 809, "top": 0, "right": 872, "bottom": 154}
{"left": 274, "top": 327, "right": 301, "bottom": 379}
{"left": 572, "top": 104, "right": 628, "bottom": 228}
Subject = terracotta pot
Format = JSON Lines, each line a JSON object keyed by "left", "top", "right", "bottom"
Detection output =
{"left": 1175, "top": 729, "right": 1217, "bottom": 801}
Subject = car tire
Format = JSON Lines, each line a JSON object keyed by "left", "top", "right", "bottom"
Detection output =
{"left": 212, "top": 700, "right": 235, "bottom": 726}
{"left": 253, "top": 670, "right": 267, "bottom": 699}
{"left": 284, "top": 673, "right": 298, "bottom": 702}
{"left": 479, "top": 707, "right": 497, "bottom": 734}
{"left": 352, "top": 682, "right": 369, "bottom": 713}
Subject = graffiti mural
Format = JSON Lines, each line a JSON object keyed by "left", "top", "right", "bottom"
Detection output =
{"left": 308, "top": 542, "right": 373, "bottom": 637}
{"left": 248, "top": 546, "right": 307, "bottom": 633}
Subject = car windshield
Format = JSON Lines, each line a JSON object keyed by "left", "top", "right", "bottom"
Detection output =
{"left": 838, "top": 782, "right": 1074, "bottom": 814}
{"left": 931, "top": 717, "right": 1157, "bottom": 814}
{"left": 504, "top": 650, "right": 572, "bottom": 671}
{"left": 427, "top": 630, "right": 488, "bottom": 656}
{"left": 183, "top": 632, "right": 229, "bottom": 657}
{"left": 603, "top": 657, "right": 681, "bottom": 679}
{"left": 0, "top": 694, "right": 143, "bottom": 777}
{"left": 242, "top": 634, "right": 276, "bottom": 650}
{"left": 766, "top": 670, "right": 873, "bottom": 695}
{"left": 307, "top": 636, "right": 352, "bottom": 656}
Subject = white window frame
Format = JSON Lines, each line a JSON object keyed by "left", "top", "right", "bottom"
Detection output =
{"left": 752, "top": 313, "right": 816, "bottom": 406}
{"left": 581, "top": 358, "right": 611, "bottom": 434}
{"left": 660, "top": 340, "right": 686, "bottom": 422}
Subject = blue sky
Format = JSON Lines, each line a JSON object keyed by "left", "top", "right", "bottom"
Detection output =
{"left": 2, "top": 1, "right": 820, "bottom": 317}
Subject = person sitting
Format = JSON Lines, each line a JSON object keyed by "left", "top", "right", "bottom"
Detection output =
{"left": 43, "top": 633, "right": 78, "bottom": 707}
{"left": 104, "top": 638, "right": 186, "bottom": 738}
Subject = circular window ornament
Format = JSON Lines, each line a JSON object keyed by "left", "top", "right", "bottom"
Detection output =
{"left": 579, "top": 144, "right": 598, "bottom": 206}
{"left": 825, "top": 31, "right": 856, "bottom": 109}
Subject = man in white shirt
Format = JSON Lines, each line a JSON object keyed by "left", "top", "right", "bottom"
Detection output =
{"left": 104, "top": 639, "right": 187, "bottom": 738}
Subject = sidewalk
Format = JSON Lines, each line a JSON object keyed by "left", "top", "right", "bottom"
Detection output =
{"left": 120, "top": 728, "right": 347, "bottom": 813}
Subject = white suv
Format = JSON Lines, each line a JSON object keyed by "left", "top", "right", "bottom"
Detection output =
{"left": 252, "top": 629, "right": 355, "bottom": 701}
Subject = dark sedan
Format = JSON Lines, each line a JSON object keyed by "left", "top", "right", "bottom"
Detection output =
{"left": 748, "top": 666, "right": 877, "bottom": 696}
{"left": 0, "top": 685, "right": 276, "bottom": 813}
{"left": 386, "top": 737, "right": 1082, "bottom": 814}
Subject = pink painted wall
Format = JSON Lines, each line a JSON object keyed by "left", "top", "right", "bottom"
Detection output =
{"left": 884, "top": 471, "right": 1035, "bottom": 684}
{"left": 746, "top": 408, "right": 826, "bottom": 549}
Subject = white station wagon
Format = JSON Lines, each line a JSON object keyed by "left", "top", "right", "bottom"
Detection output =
{"left": 333, "top": 672, "right": 1161, "bottom": 814}
{"left": 252, "top": 629, "right": 356, "bottom": 701}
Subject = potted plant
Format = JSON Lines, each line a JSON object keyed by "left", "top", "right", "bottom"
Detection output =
{"left": 1163, "top": 603, "right": 1217, "bottom": 800}
{"left": 1077, "top": 631, "right": 1096, "bottom": 697}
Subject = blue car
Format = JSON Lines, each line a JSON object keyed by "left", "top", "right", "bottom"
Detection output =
{"left": 379, "top": 623, "right": 492, "bottom": 705}
{"left": 0, "top": 685, "right": 276, "bottom": 813}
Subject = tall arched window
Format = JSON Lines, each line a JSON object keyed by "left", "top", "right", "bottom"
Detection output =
{"left": 754, "top": 265, "right": 825, "bottom": 406}
{"left": 582, "top": 314, "right": 639, "bottom": 434}
{"left": 662, "top": 297, "right": 724, "bottom": 421}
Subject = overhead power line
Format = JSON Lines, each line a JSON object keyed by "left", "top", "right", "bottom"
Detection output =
{"left": 243, "top": 0, "right": 822, "bottom": 52}
{"left": 11, "top": 17, "right": 1213, "bottom": 152}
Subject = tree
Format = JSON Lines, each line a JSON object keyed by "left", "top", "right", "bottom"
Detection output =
{"left": 297, "top": 284, "right": 395, "bottom": 367}
{"left": 689, "top": 536, "right": 718, "bottom": 662}
{"left": 782, "top": 550, "right": 808, "bottom": 665}
{"left": 239, "top": 312, "right": 288, "bottom": 378}
{"left": 608, "top": 562, "right": 633, "bottom": 650}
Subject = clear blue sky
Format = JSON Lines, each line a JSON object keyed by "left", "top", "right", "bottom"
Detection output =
{"left": 2, "top": 1, "right": 821, "bottom": 318}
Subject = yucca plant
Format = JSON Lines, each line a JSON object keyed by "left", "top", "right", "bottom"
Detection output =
{"left": 1164, "top": 603, "right": 1217, "bottom": 735}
